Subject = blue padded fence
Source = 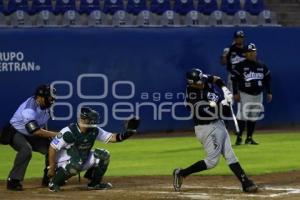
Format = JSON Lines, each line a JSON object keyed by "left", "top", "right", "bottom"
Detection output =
{"left": 0, "top": 27, "right": 299, "bottom": 132}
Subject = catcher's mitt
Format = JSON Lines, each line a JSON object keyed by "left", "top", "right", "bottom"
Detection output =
{"left": 125, "top": 116, "right": 140, "bottom": 130}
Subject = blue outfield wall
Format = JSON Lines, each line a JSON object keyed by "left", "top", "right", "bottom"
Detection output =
{"left": 0, "top": 27, "right": 300, "bottom": 132}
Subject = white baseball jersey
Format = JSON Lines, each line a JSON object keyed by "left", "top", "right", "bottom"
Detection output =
{"left": 50, "top": 124, "right": 113, "bottom": 164}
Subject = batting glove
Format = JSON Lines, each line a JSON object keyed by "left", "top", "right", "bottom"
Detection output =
{"left": 222, "top": 87, "right": 233, "bottom": 104}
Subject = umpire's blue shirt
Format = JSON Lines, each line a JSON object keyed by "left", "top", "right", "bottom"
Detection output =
{"left": 10, "top": 97, "right": 51, "bottom": 136}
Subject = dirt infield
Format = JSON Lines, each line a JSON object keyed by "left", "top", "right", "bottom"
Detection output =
{"left": 1, "top": 170, "right": 300, "bottom": 200}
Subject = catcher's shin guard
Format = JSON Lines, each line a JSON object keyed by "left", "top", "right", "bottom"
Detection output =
{"left": 87, "top": 149, "right": 110, "bottom": 185}
{"left": 52, "top": 167, "right": 70, "bottom": 186}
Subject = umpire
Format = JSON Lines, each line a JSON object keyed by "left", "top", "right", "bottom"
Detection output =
{"left": 0, "top": 85, "right": 58, "bottom": 191}
{"left": 232, "top": 43, "right": 272, "bottom": 145}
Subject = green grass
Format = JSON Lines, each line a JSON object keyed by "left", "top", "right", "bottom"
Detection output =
{"left": 1, "top": 132, "right": 300, "bottom": 180}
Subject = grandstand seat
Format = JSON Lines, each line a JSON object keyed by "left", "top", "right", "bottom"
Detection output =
{"left": 209, "top": 10, "right": 231, "bottom": 26}
{"left": 160, "top": 10, "right": 180, "bottom": 26}
{"left": 53, "top": 0, "right": 80, "bottom": 25}
{"left": 79, "top": 0, "right": 101, "bottom": 15}
{"left": 185, "top": 10, "right": 205, "bottom": 26}
{"left": 30, "top": 0, "right": 53, "bottom": 15}
{"left": 173, "top": 0, "right": 194, "bottom": 16}
{"left": 6, "top": 0, "right": 32, "bottom": 26}
{"left": 62, "top": 9, "right": 81, "bottom": 26}
{"left": 197, "top": 0, "right": 218, "bottom": 15}
{"left": 136, "top": 10, "right": 157, "bottom": 26}
{"left": 233, "top": 9, "right": 252, "bottom": 26}
{"left": 88, "top": 10, "right": 108, "bottom": 26}
{"left": 126, "top": 0, "right": 147, "bottom": 15}
{"left": 103, "top": 0, "right": 124, "bottom": 15}
{"left": 54, "top": 0, "right": 77, "bottom": 15}
{"left": 0, "top": 0, "right": 5, "bottom": 26}
{"left": 112, "top": 10, "right": 133, "bottom": 26}
{"left": 244, "top": 0, "right": 265, "bottom": 15}
{"left": 220, "top": 0, "right": 241, "bottom": 15}
{"left": 6, "top": 0, "right": 29, "bottom": 15}
{"left": 35, "top": 9, "right": 57, "bottom": 26}
{"left": 257, "top": 9, "right": 278, "bottom": 26}
{"left": 150, "top": 0, "right": 170, "bottom": 15}
{"left": 10, "top": 10, "right": 32, "bottom": 26}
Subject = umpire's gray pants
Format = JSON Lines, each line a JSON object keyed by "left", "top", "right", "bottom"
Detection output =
{"left": 8, "top": 132, "right": 49, "bottom": 181}
{"left": 194, "top": 120, "right": 238, "bottom": 169}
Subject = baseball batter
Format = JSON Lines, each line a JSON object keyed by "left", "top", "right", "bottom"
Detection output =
{"left": 47, "top": 107, "right": 140, "bottom": 192}
{"left": 231, "top": 43, "right": 272, "bottom": 145}
{"left": 173, "top": 68, "right": 257, "bottom": 193}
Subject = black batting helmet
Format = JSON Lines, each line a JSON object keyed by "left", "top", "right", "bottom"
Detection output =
{"left": 186, "top": 68, "right": 204, "bottom": 85}
{"left": 80, "top": 107, "right": 100, "bottom": 125}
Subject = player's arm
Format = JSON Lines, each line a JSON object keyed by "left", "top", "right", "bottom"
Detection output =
{"left": 48, "top": 145, "right": 57, "bottom": 177}
{"left": 32, "top": 128, "right": 57, "bottom": 138}
{"left": 263, "top": 65, "right": 272, "bottom": 102}
{"left": 47, "top": 130, "right": 74, "bottom": 177}
{"left": 231, "top": 64, "right": 242, "bottom": 101}
{"left": 209, "top": 75, "right": 233, "bottom": 103}
{"left": 22, "top": 109, "right": 57, "bottom": 138}
{"left": 109, "top": 130, "right": 137, "bottom": 143}
{"left": 25, "top": 121, "right": 57, "bottom": 138}
{"left": 220, "top": 47, "right": 229, "bottom": 66}
{"left": 99, "top": 117, "right": 140, "bottom": 143}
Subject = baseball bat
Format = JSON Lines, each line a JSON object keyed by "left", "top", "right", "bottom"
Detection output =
{"left": 230, "top": 104, "right": 240, "bottom": 133}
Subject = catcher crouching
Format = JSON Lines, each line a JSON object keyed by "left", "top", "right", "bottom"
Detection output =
{"left": 47, "top": 107, "right": 140, "bottom": 192}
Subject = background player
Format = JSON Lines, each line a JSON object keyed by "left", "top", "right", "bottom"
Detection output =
{"left": 221, "top": 30, "right": 246, "bottom": 93}
{"left": 232, "top": 43, "right": 272, "bottom": 145}
{"left": 1, "top": 84, "right": 57, "bottom": 191}
{"left": 172, "top": 68, "right": 257, "bottom": 193}
{"left": 47, "top": 107, "right": 140, "bottom": 192}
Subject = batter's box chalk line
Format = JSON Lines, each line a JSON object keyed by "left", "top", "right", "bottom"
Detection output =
{"left": 156, "top": 185, "right": 300, "bottom": 198}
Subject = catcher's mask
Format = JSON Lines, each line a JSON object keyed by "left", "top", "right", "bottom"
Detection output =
{"left": 35, "top": 84, "right": 56, "bottom": 109}
{"left": 186, "top": 68, "right": 205, "bottom": 85}
{"left": 80, "top": 107, "right": 100, "bottom": 127}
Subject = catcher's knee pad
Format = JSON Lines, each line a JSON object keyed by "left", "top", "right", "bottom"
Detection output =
{"left": 65, "top": 160, "right": 82, "bottom": 175}
{"left": 94, "top": 148, "right": 110, "bottom": 165}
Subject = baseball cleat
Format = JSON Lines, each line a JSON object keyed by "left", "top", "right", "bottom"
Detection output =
{"left": 173, "top": 168, "right": 183, "bottom": 192}
{"left": 242, "top": 180, "right": 258, "bottom": 193}
{"left": 235, "top": 136, "right": 242, "bottom": 145}
{"left": 87, "top": 182, "right": 113, "bottom": 190}
{"left": 245, "top": 138, "right": 259, "bottom": 145}
{"left": 7, "top": 178, "right": 23, "bottom": 191}
{"left": 48, "top": 182, "right": 60, "bottom": 192}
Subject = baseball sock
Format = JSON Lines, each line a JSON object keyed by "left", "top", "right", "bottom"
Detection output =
{"left": 229, "top": 162, "right": 250, "bottom": 184}
{"left": 179, "top": 160, "right": 207, "bottom": 177}
{"left": 246, "top": 121, "right": 256, "bottom": 139}
{"left": 237, "top": 120, "right": 246, "bottom": 137}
